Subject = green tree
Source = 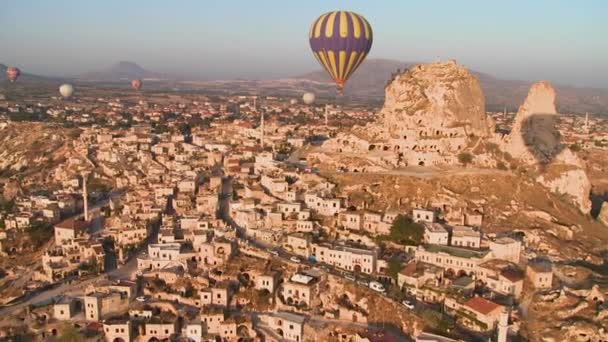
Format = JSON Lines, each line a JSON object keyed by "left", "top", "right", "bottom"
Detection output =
{"left": 26, "top": 221, "right": 53, "bottom": 248}
{"left": 388, "top": 215, "right": 424, "bottom": 245}
{"left": 387, "top": 257, "right": 403, "bottom": 280}
{"left": 457, "top": 152, "right": 474, "bottom": 165}
{"left": 569, "top": 143, "right": 581, "bottom": 152}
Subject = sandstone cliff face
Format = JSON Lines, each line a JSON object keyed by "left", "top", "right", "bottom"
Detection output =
{"left": 598, "top": 202, "right": 608, "bottom": 226}
{"left": 323, "top": 61, "right": 493, "bottom": 167}
{"left": 502, "top": 81, "right": 560, "bottom": 164}
{"left": 499, "top": 81, "right": 591, "bottom": 213}
{"left": 536, "top": 166, "right": 591, "bottom": 214}
{"left": 376, "top": 60, "right": 490, "bottom": 139}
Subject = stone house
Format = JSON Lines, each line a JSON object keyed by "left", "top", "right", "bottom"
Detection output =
{"left": 53, "top": 296, "right": 77, "bottom": 321}
{"left": 312, "top": 243, "right": 377, "bottom": 274}
{"left": 526, "top": 261, "right": 553, "bottom": 289}
{"left": 266, "top": 311, "right": 306, "bottom": 342}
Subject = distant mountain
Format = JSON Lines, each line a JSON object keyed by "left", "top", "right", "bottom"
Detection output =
{"left": 78, "top": 61, "right": 165, "bottom": 81}
{"left": 0, "top": 63, "right": 57, "bottom": 83}
{"left": 295, "top": 58, "right": 608, "bottom": 114}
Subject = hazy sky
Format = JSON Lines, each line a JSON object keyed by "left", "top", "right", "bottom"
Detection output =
{"left": 1, "top": 0, "right": 606, "bottom": 88}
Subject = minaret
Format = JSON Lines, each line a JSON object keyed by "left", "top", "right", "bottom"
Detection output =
{"left": 82, "top": 172, "right": 89, "bottom": 221}
{"left": 253, "top": 96, "right": 257, "bottom": 113}
{"left": 503, "top": 106, "right": 507, "bottom": 119}
{"left": 260, "top": 110, "right": 264, "bottom": 148}
{"left": 584, "top": 112, "right": 589, "bottom": 134}
{"left": 497, "top": 309, "right": 509, "bottom": 342}
{"left": 324, "top": 105, "right": 329, "bottom": 127}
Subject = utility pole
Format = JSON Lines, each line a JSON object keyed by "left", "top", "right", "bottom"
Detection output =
{"left": 82, "top": 172, "right": 89, "bottom": 221}
{"left": 260, "top": 109, "right": 265, "bottom": 148}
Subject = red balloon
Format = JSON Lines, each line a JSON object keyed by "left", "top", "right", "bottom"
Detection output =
{"left": 6, "top": 67, "right": 21, "bottom": 82}
{"left": 131, "top": 79, "right": 142, "bottom": 90}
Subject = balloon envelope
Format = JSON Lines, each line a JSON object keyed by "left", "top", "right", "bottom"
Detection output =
{"left": 309, "top": 11, "right": 373, "bottom": 94}
{"left": 290, "top": 99, "right": 298, "bottom": 105}
{"left": 59, "top": 84, "right": 74, "bottom": 99}
{"left": 302, "top": 92, "right": 315, "bottom": 105}
{"left": 131, "top": 79, "right": 142, "bottom": 90}
{"left": 6, "top": 67, "right": 21, "bottom": 82}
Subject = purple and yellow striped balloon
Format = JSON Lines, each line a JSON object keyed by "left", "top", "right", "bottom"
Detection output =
{"left": 309, "top": 11, "right": 373, "bottom": 94}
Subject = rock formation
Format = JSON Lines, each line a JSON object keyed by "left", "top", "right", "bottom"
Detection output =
{"left": 374, "top": 59, "right": 490, "bottom": 138}
{"left": 322, "top": 60, "right": 493, "bottom": 167}
{"left": 598, "top": 201, "right": 608, "bottom": 226}
{"left": 501, "top": 81, "right": 560, "bottom": 164}
{"left": 498, "top": 81, "right": 592, "bottom": 214}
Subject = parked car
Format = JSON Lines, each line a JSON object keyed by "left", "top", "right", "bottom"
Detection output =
{"left": 402, "top": 300, "right": 415, "bottom": 310}
{"left": 136, "top": 296, "right": 146, "bottom": 302}
{"left": 344, "top": 274, "right": 356, "bottom": 282}
{"left": 369, "top": 281, "right": 386, "bottom": 293}
{"left": 357, "top": 279, "right": 370, "bottom": 287}
{"left": 269, "top": 250, "right": 279, "bottom": 256}
{"left": 290, "top": 256, "right": 301, "bottom": 263}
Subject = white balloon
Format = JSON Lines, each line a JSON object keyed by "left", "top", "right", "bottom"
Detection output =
{"left": 302, "top": 92, "right": 315, "bottom": 105}
{"left": 290, "top": 99, "right": 298, "bottom": 105}
{"left": 59, "top": 84, "right": 74, "bottom": 99}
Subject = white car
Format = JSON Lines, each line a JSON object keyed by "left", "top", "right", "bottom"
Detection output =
{"left": 136, "top": 296, "right": 146, "bottom": 302}
{"left": 357, "top": 279, "right": 369, "bottom": 286}
{"left": 402, "top": 300, "right": 415, "bottom": 310}
{"left": 369, "top": 281, "right": 386, "bottom": 293}
{"left": 344, "top": 274, "right": 356, "bottom": 282}
{"left": 269, "top": 250, "right": 279, "bottom": 256}
{"left": 290, "top": 256, "right": 301, "bottom": 263}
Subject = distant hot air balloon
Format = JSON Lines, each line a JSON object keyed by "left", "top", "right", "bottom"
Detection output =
{"left": 131, "top": 79, "right": 142, "bottom": 90}
{"left": 302, "top": 92, "right": 315, "bottom": 105}
{"left": 6, "top": 67, "right": 21, "bottom": 82}
{"left": 290, "top": 99, "right": 298, "bottom": 105}
{"left": 59, "top": 84, "right": 74, "bottom": 99}
{"left": 309, "top": 11, "right": 373, "bottom": 94}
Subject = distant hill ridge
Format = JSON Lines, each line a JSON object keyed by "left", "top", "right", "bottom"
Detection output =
{"left": 78, "top": 61, "right": 165, "bottom": 81}
{"left": 296, "top": 59, "right": 608, "bottom": 114}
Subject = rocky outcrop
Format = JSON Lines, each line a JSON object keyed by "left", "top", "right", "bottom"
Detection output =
{"left": 598, "top": 202, "right": 608, "bottom": 226}
{"left": 501, "top": 81, "right": 560, "bottom": 164}
{"left": 498, "top": 81, "right": 592, "bottom": 213}
{"left": 537, "top": 166, "right": 591, "bottom": 214}
{"left": 323, "top": 60, "right": 494, "bottom": 167}
{"left": 374, "top": 59, "right": 491, "bottom": 138}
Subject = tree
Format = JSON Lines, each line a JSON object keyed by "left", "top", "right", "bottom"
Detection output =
{"left": 569, "top": 143, "right": 581, "bottom": 152}
{"left": 26, "top": 221, "right": 53, "bottom": 248}
{"left": 388, "top": 215, "right": 424, "bottom": 245}
{"left": 387, "top": 257, "right": 403, "bottom": 280}
{"left": 457, "top": 152, "right": 474, "bottom": 165}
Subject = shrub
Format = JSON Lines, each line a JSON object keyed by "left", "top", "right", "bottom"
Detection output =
{"left": 457, "top": 152, "right": 474, "bottom": 165}
{"left": 569, "top": 143, "right": 581, "bottom": 152}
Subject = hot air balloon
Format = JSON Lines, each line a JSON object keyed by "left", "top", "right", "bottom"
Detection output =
{"left": 59, "top": 84, "right": 74, "bottom": 99}
{"left": 5, "top": 67, "right": 21, "bottom": 82}
{"left": 302, "top": 92, "right": 315, "bottom": 105}
{"left": 290, "top": 99, "right": 298, "bottom": 105}
{"left": 131, "top": 79, "right": 142, "bottom": 91}
{"left": 309, "top": 11, "right": 373, "bottom": 94}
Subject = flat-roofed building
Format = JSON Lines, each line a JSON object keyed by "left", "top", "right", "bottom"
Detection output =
{"left": 526, "top": 260, "right": 553, "bottom": 289}
{"left": 450, "top": 225, "right": 481, "bottom": 248}
{"left": 413, "top": 209, "right": 436, "bottom": 223}
{"left": 424, "top": 223, "right": 449, "bottom": 245}
{"left": 312, "top": 243, "right": 377, "bottom": 274}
